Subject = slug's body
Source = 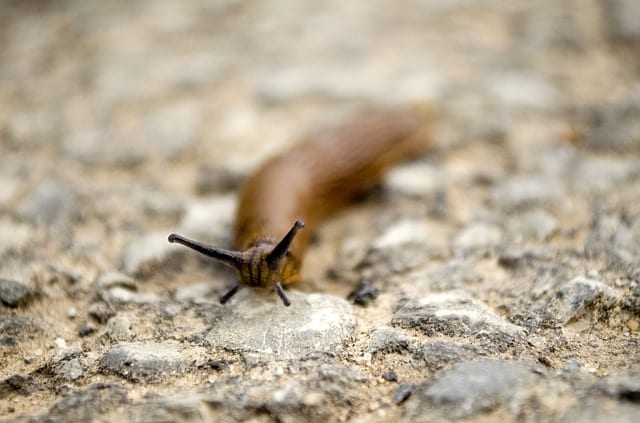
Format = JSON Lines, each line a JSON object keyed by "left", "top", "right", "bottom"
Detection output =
{"left": 169, "top": 104, "right": 432, "bottom": 306}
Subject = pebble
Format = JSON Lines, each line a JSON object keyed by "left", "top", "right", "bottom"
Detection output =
{"left": 491, "top": 176, "right": 564, "bottom": 211}
{"left": 404, "top": 360, "right": 539, "bottom": 420}
{"left": 627, "top": 319, "right": 639, "bottom": 331}
{"left": 392, "top": 383, "right": 415, "bottom": 405}
{"left": 0, "top": 278, "right": 33, "bottom": 308}
{"left": 121, "top": 231, "right": 182, "bottom": 276}
{"left": 99, "top": 342, "right": 189, "bottom": 383}
{"left": 366, "top": 325, "right": 412, "bottom": 355}
{"left": 452, "top": 223, "right": 503, "bottom": 252}
{"left": 552, "top": 276, "right": 621, "bottom": 325}
{"left": 347, "top": 280, "right": 379, "bottom": 306}
{"left": 60, "top": 358, "right": 83, "bottom": 381}
{"left": 17, "top": 181, "right": 77, "bottom": 226}
{"left": 88, "top": 302, "right": 116, "bottom": 324}
{"left": 177, "top": 194, "right": 236, "bottom": 242}
{"left": 384, "top": 163, "right": 444, "bottom": 197}
{"left": 415, "top": 339, "right": 482, "bottom": 370}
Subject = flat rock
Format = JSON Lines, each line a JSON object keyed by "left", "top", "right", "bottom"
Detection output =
{"left": 205, "top": 290, "right": 356, "bottom": 362}
{"left": 404, "top": 360, "right": 540, "bottom": 421}
{"left": 177, "top": 194, "right": 236, "bottom": 243}
{"left": 392, "top": 293, "right": 525, "bottom": 350}
{"left": 99, "top": 342, "right": 190, "bottom": 382}
{"left": 33, "top": 384, "right": 128, "bottom": 423}
{"left": 553, "top": 276, "right": 621, "bottom": 325}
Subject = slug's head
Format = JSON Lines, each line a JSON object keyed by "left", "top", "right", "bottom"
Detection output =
{"left": 167, "top": 220, "right": 304, "bottom": 307}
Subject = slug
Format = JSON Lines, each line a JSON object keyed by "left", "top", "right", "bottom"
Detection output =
{"left": 168, "top": 104, "right": 432, "bottom": 306}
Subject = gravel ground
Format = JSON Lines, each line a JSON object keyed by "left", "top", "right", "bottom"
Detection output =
{"left": 1, "top": 1, "right": 639, "bottom": 422}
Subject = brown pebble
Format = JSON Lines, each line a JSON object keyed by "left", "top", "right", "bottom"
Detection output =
{"left": 627, "top": 319, "right": 639, "bottom": 331}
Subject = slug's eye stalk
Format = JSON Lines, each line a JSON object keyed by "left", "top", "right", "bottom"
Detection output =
{"left": 168, "top": 219, "right": 305, "bottom": 307}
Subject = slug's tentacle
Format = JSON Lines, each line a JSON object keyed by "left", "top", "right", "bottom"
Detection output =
{"left": 168, "top": 220, "right": 304, "bottom": 305}
{"left": 219, "top": 284, "right": 240, "bottom": 304}
{"left": 167, "top": 234, "right": 243, "bottom": 268}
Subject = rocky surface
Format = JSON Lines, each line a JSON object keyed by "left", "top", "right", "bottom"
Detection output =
{"left": 1, "top": 0, "right": 639, "bottom": 422}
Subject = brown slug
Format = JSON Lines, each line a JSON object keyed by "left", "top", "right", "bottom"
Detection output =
{"left": 168, "top": 104, "right": 432, "bottom": 306}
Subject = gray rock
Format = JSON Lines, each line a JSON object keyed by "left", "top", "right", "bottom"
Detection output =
{"left": 60, "top": 358, "right": 83, "bottom": 381}
{"left": 0, "top": 314, "right": 44, "bottom": 344}
{"left": 98, "top": 316, "right": 134, "bottom": 345}
{"left": 17, "top": 181, "right": 77, "bottom": 226}
{"left": 384, "top": 163, "right": 444, "bottom": 197}
{"left": 513, "top": 209, "right": 559, "bottom": 241}
{"left": 452, "top": 223, "right": 503, "bottom": 252}
{"left": 0, "top": 278, "right": 33, "bottom": 308}
{"left": 407, "top": 260, "right": 480, "bottom": 291}
{"left": 553, "top": 276, "right": 621, "bottom": 325}
{"left": 88, "top": 301, "right": 116, "bottom": 324}
{"left": 205, "top": 290, "right": 356, "bottom": 362}
{"left": 393, "top": 383, "right": 416, "bottom": 405}
{"left": 105, "top": 286, "right": 161, "bottom": 304}
{"left": 99, "top": 342, "right": 189, "bottom": 383}
{"left": 404, "top": 360, "right": 540, "bottom": 421}
{"left": 176, "top": 194, "right": 236, "bottom": 244}
{"left": 366, "top": 325, "right": 413, "bottom": 354}
{"left": 603, "top": 0, "right": 640, "bottom": 43}
{"left": 557, "top": 397, "right": 640, "bottom": 423}
{"left": 595, "top": 371, "right": 640, "bottom": 401}
{"left": 414, "top": 339, "right": 483, "bottom": 370}
{"left": 38, "top": 383, "right": 128, "bottom": 422}
{"left": 121, "top": 231, "right": 183, "bottom": 276}
{"left": 95, "top": 271, "right": 138, "bottom": 291}
{"left": 174, "top": 281, "right": 218, "bottom": 303}
{"left": 392, "top": 293, "right": 525, "bottom": 351}
{"left": 491, "top": 176, "right": 565, "bottom": 211}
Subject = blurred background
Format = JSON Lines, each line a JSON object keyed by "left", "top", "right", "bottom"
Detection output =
{"left": 0, "top": 0, "right": 639, "bottom": 263}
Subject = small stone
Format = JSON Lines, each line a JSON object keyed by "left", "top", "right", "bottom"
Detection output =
{"left": 67, "top": 307, "right": 77, "bottom": 319}
{"left": 347, "top": 280, "right": 379, "bottom": 306}
{"left": 99, "top": 342, "right": 189, "bottom": 383}
{"left": 553, "top": 276, "right": 621, "bottom": 325}
{"left": 60, "top": 358, "right": 83, "bottom": 381}
{"left": 95, "top": 272, "right": 137, "bottom": 291}
{"left": 55, "top": 337, "right": 66, "bottom": 348}
{"left": 384, "top": 163, "right": 443, "bottom": 197}
{"left": 491, "top": 176, "right": 564, "bottom": 211}
{"left": 78, "top": 326, "right": 96, "bottom": 338}
{"left": 366, "top": 325, "right": 412, "bottom": 354}
{"left": 105, "top": 287, "right": 161, "bottom": 304}
{"left": 121, "top": 232, "right": 182, "bottom": 276}
{"left": 596, "top": 371, "right": 640, "bottom": 402}
{"left": 381, "top": 371, "right": 398, "bottom": 382}
{"left": 453, "top": 223, "right": 502, "bottom": 252}
{"left": 174, "top": 281, "right": 218, "bottom": 303}
{"left": 0, "top": 278, "right": 33, "bottom": 308}
{"left": 627, "top": 320, "right": 639, "bottom": 331}
{"left": 17, "top": 181, "right": 77, "bottom": 226}
{"left": 392, "top": 383, "right": 415, "bottom": 404}
{"left": 177, "top": 194, "right": 236, "bottom": 242}
{"left": 415, "top": 339, "right": 482, "bottom": 370}
{"left": 88, "top": 302, "right": 116, "bottom": 324}
{"left": 99, "top": 316, "right": 133, "bottom": 345}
